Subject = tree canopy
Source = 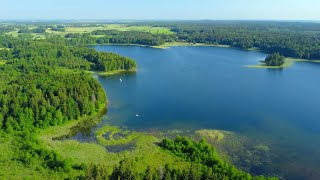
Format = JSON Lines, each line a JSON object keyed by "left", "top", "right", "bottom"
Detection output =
{"left": 265, "top": 53, "right": 285, "bottom": 66}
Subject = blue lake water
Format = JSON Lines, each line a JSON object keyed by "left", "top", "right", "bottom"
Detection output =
{"left": 90, "top": 45, "right": 320, "bottom": 179}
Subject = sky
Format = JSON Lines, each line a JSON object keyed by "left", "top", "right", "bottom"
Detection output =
{"left": 0, "top": 0, "right": 319, "bottom": 20}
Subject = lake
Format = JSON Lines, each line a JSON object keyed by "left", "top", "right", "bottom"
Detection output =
{"left": 88, "top": 45, "right": 320, "bottom": 179}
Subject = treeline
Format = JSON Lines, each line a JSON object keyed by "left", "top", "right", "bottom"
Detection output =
{"left": 18, "top": 26, "right": 47, "bottom": 33}
{"left": 70, "top": 47, "right": 136, "bottom": 71}
{"left": 64, "top": 30, "right": 167, "bottom": 46}
{"left": 84, "top": 137, "right": 277, "bottom": 180}
{"left": 0, "top": 35, "right": 25, "bottom": 48}
{"left": 50, "top": 25, "right": 65, "bottom": 32}
{"left": 92, "top": 30, "right": 166, "bottom": 46}
{"left": 165, "top": 22, "right": 320, "bottom": 59}
{"left": 6, "top": 22, "right": 320, "bottom": 59}
{"left": 62, "top": 22, "right": 320, "bottom": 60}
{"left": 0, "top": 26, "right": 16, "bottom": 33}
{"left": 0, "top": 66, "right": 106, "bottom": 132}
{"left": 64, "top": 33, "right": 97, "bottom": 46}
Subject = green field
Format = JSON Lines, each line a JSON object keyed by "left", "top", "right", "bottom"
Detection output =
{"left": 6, "top": 30, "right": 46, "bottom": 39}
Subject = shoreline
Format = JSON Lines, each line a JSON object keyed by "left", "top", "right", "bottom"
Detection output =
{"left": 90, "top": 42, "right": 320, "bottom": 69}
{"left": 88, "top": 42, "right": 231, "bottom": 49}
{"left": 87, "top": 68, "right": 136, "bottom": 76}
{"left": 38, "top": 103, "right": 107, "bottom": 140}
{"left": 245, "top": 58, "right": 320, "bottom": 69}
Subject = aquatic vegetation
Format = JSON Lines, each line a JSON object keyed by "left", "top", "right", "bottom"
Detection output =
{"left": 95, "top": 125, "right": 140, "bottom": 146}
{"left": 160, "top": 136, "right": 277, "bottom": 180}
{"left": 196, "top": 129, "right": 227, "bottom": 142}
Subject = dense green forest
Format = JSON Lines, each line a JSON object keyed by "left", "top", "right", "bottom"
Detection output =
{"left": 92, "top": 30, "right": 166, "bottom": 46}
{"left": 0, "top": 34, "right": 139, "bottom": 178}
{"left": 0, "top": 35, "right": 136, "bottom": 72}
{"left": 0, "top": 35, "right": 136, "bottom": 130}
{"left": 0, "top": 26, "right": 15, "bottom": 33}
{"left": 265, "top": 53, "right": 285, "bottom": 66}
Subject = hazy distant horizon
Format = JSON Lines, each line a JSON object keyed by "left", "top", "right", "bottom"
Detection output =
{"left": 1, "top": 0, "right": 320, "bottom": 21}
{"left": 0, "top": 19, "right": 319, "bottom": 23}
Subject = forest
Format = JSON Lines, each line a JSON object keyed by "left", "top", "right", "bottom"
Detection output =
{"left": 0, "top": 34, "right": 136, "bottom": 130}
{"left": 265, "top": 53, "right": 285, "bottom": 66}
{"left": 92, "top": 30, "right": 166, "bottom": 46}
{"left": 168, "top": 22, "right": 320, "bottom": 59}
{"left": 0, "top": 34, "right": 139, "bottom": 178}
{"left": 42, "top": 21, "right": 320, "bottom": 60}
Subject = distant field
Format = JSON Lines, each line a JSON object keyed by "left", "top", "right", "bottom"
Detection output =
{"left": 5, "top": 30, "right": 46, "bottom": 39}
{"left": 5, "top": 30, "right": 19, "bottom": 37}
{"left": 4, "top": 24, "right": 173, "bottom": 39}
{"left": 46, "top": 24, "right": 174, "bottom": 36}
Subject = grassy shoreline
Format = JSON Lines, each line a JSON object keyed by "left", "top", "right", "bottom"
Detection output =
{"left": 38, "top": 103, "right": 107, "bottom": 140}
{"left": 87, "top": 68, "right": 136, "bottom": 76}
{"left": 89, "top": 42, "right": 231, "bottom": 49}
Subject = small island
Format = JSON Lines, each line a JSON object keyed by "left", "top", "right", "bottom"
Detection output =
{"left": 265, "top": 53, "right": 285, "bottom": 66}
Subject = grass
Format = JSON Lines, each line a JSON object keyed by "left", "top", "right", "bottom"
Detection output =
{"left": 247, "top": 47, "right": 260, "bottom": 51}
{"left": 37, "top": 106, "right": 190, "bottom": 176}
{"left": 5, "top": 30, "right": 19, "bottom": 37}
{"left": 245, "top": 58, "right": 320, "bottom": 69}
{"left": 88, "top": 68, "right": 136, "bottom": 76}
{"left": 5, "top": 30, "right": 46, "bottom": 39}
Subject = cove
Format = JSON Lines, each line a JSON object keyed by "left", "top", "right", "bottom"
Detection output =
{"left": 86, "top": 45, "right": 320, "bottom": 179}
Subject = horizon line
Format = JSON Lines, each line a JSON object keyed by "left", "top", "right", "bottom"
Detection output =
{"left": 0, "top": 19, "right": 319, "bottom": 22}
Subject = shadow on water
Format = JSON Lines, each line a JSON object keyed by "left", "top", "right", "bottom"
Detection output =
{"left": 266, "top": 68, "right": 284, "bottom": 74}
